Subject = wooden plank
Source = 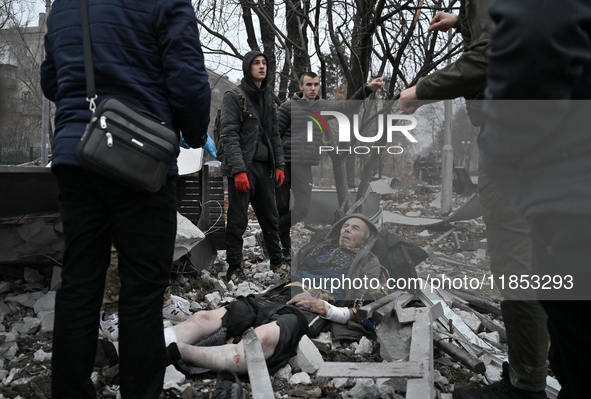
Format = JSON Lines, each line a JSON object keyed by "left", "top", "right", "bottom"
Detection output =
{"left": 317, "top": 361, "right": 423, "bottom": 378}
{"left": 372, "top": 300, "right": 397, "bottom": 325}
{"left": 357, "top": 291, "right": 404, "bottom": 321}
{"left": 406, "top": 308, "right": 434, "bottom": 399}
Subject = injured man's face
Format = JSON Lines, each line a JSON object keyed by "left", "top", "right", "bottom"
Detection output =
{"left": 338, "top": 217, "right": 369, "bottom": 249}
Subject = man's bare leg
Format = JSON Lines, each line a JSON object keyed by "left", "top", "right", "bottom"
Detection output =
{"left": 165, "top": 307, "right": 228, "bottom": 345}
{"left": 176, "top": 321, "right": 281, "bottom": 374}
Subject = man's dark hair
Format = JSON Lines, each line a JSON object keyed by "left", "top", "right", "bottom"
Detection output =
{"left": 300, "top": 72, "right": 319, "bottom": 85}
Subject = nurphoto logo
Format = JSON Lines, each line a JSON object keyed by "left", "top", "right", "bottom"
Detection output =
{"left": 305, "top": 109, "right": 418, "bottom": 155}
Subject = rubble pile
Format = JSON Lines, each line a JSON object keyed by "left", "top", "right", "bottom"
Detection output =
{"left": 0, "top": 179, "right": 525, "bottom": 399}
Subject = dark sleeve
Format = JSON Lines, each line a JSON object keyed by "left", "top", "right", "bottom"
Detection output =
{"left": 271, "top": 102, "right": 285, "bottom": 170}
{"left": 40, "top": 39, "right": 58, "bottom": 102}
{"left": 416, "top": 0, "right": 494, "bottom": 100}
{"left": 156, "top": 0, "right": 211, "bottom": 148}
{"left": 486, "top": 0, "right": 591, "bottom": 100}
{"left": 277, "top": 100, "right": 291, "bottom": 138}
{"left": 480, "top": 0, "right": 591, "bottom": 209}
{"left": 220, "top": 92, "right": 246, "bottom": 176}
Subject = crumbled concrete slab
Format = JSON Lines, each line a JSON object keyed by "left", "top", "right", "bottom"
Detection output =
{"left": 204, "top": 292, "right": 221, "bottom": 308}
{"left": 40, "top": 312, "right": 55, "bottom": 332}
{"left": 355, "top": 336, "right": 373, "bottom": 356}
{"left": 344, "top": 378, "right": 380, "bottom": 399}
{"left": 377, "top": 315, "right": 412, "bottom": 361}
{"left": 274, "top": 363, "right": 292, "bottom": 380}
{"left": 289, "top": 335, "right": 324, "bottom": 374}
{"left": 164, "top": 365, "right": 186, "bottom": 390}
{"left": 15, "top": 317, "right": 40, "bottom": 334}
{"left": 331, "top": 378, "right": 350, "bottom": 389}
{"left": 33, "top": 291, "right": 55, "bottom": 314}
{"left": 289, "top": 371, "right": 311, "bottom": 385}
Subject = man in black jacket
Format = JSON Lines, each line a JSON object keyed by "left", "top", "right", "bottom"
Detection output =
{"left": 274, "top": 72, "right": 383, "bottom": 262}
{"left": 41, "top": 0, "right": 210, "bottom": 397}
{"left": 220, "top": 51, "right": 285, "bottom": 281}
{"left": 481, "top": 0, "right": 591, "bottom": 397}
{"left": 398, "top": 3, "right": 548, "bottom": 398}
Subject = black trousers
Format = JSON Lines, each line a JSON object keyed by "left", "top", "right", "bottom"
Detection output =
{"left": 530, "top": 213, "right": 591, "bottom": 399}
{"left": 276, "top": 162, "right": 313, "bottom": 251}
{"left": 226, "top": 161, "right": 282, "bottom": 266}
{"left": 52, "top": 166, "right": 176, "bottom": 399}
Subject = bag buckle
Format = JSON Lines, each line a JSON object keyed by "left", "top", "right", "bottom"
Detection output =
{"left": 86, "top": 94, "right": 98, "bottom": 114}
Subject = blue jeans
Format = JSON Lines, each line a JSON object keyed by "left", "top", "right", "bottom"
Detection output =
{"left": 51, "top": 166, "right": 176, "bottom": 399}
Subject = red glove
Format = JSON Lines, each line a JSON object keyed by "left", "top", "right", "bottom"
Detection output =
{"left": 234, "top": 172, "right": 250, "bottom": 192}
{"left": 275, "top": 169, "right": 285, "bottom": 186}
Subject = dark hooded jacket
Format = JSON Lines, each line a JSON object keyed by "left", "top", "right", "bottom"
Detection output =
{"left": 278, "top": 86, "right": 374, "bottom": 165}
{"left": 40, "top": 0, "right": 211, "bottom": 175}
{"left": 220, "top": 51, "right": 284, "bottom": 177}
{"left": 292, "top": 214, "right": 382, "bottom": 302}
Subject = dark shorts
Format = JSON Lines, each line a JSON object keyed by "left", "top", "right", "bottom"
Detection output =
{"left": 221, "top": 286, "right": 310, "bottom": 374}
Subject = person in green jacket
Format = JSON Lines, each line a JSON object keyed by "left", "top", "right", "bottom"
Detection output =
{"left": 399, "top": 2, "right": 548, "bottom": 398}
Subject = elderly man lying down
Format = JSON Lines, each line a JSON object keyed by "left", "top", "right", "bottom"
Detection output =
{"left": 96, "top": 215, "right": 385, "bottom": 375}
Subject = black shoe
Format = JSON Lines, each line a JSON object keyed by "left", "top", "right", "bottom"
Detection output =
{"left": 226, "top": 265, "right": 246, "bottom": 283}
{"left": 212, "top": 369, "right": 244, "bottom": 399}
{"left": 95, "top": 339, "right": 119, "bottom": 369}
{"left": 255, "top": 231, "right": 269, "bottom": 260}
{"left": 282, "top": 248, "right": 292, "bottom": 266}
{"left": 453, "top": 362, "right": 547, "bottom": 399}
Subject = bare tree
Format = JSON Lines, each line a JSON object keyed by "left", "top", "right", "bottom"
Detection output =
{"left": 193, "top": 0, "right": 463, "bottom": 206}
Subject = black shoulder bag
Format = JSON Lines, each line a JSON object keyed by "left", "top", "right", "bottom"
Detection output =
{"left": 75, "top": 0, "right": 179, "bottom": 192}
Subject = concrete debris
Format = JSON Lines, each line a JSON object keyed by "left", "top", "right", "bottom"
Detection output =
{"left": 288, "top": 371, "right": 311, "bottom": 385}
{"left": 274, "top": 363, "right": 292, "bottom": 380}
{"left": 40, "top": 312, "right": 55, "bottom": 332}
{"left": 243, "top": 236, "right": 256, "bottom": 248}
{"left": 33, "top": 291, "right": 55, "bottom": 314}
{"left": 355, "top": 336, "right": 373, "bottom": 356}
{"left": 343, "top": 378, "right": 380, "bottom": 399}
{"left": 204, "top": 292, "right": 221, "bottom": 308}
{"left": 479, "top": 331, "right": 501, "bottom": 345}
{"left": 14, "top": 317, "right": 40, "bottom": 334}
{"left": 377, "top": 315, "right": 412, "bottom": 362}
{"left": 33, "top": 349, "right": 52, "bottom": 363}
{"left": 378, "top": 383, "right": 401, "bottom": 399}
{"left": 331, "top": 377, "right": 350, "bottom": 389}
{"left": 433, "top": 369, "right": 449, "bottom": 385}
{"left": 163, "top": 365, "right": 186, "bottom": 390}
{"left": 289, "top": 335, "right": 324, "bottom": 374}
{"left": 454, "top": 310, "right": 482, "bottom": 333}
{"left": 0, "top": 180, "right": 548, "bottom": 398}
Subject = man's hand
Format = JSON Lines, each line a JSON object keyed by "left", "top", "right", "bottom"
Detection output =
{"left": 428, "top": 12, "right": 458, "bottom": 32}
{"left": 367, "top": 77, "right": 384, "bottom": 92}
{"left": 289, "top": 299, "right": 327, "bottom": 316}
{"left": 275, "top": 169, "right": 285, "bottom": 186}
{"left": 287, "top": 291, "right": 313, "bottom": 303}
{"left": 398, "top": 86, "right": 423, "bottom": 114}
{"left": 234, "top": 172, "right": 250, "bottom": 191}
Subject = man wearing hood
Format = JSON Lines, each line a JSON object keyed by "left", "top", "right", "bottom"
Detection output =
{"left": 157, "top": 215, "right": 382, "bottom": 375}
{"left": 273, "top": 72, "right": 384, "bottom": 264}
{"left": 220, "top": 51, "right": 286, "bottom": 281}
